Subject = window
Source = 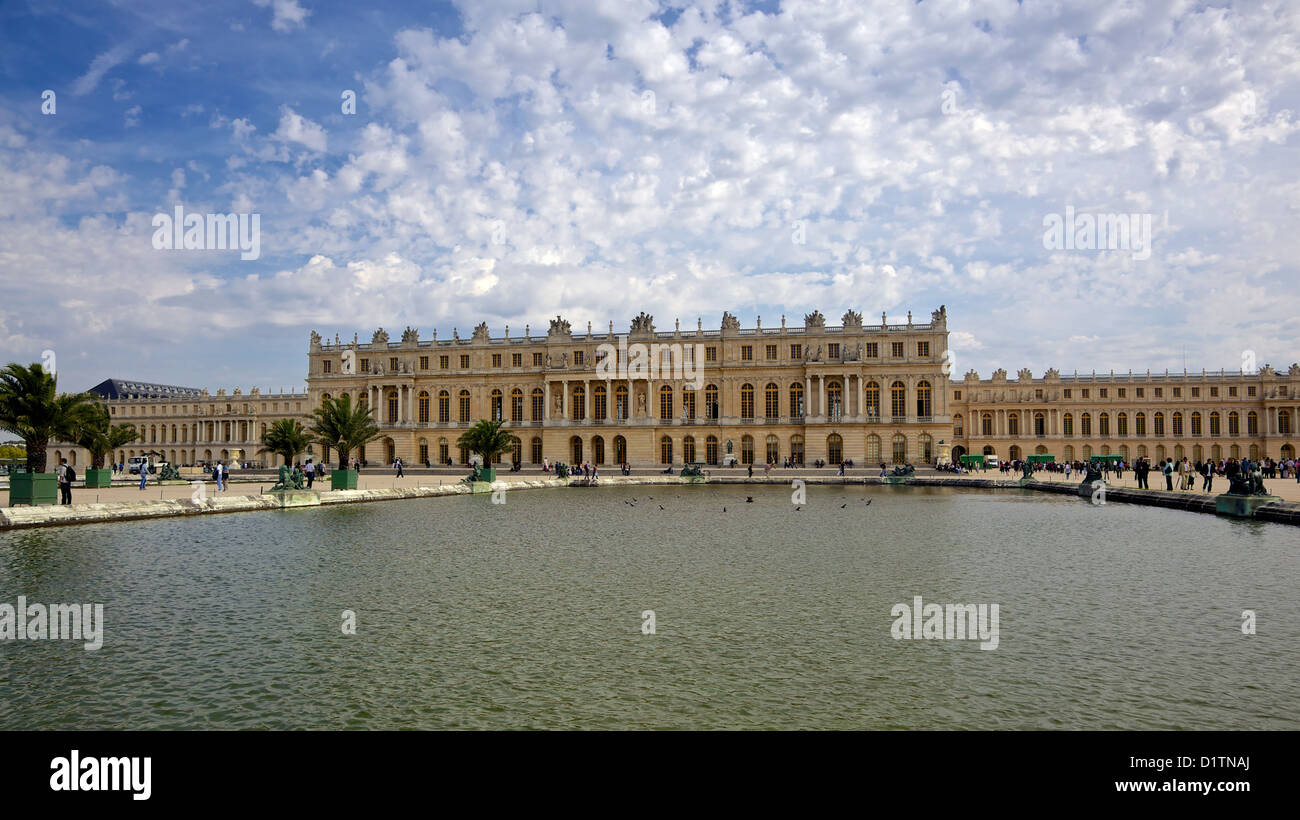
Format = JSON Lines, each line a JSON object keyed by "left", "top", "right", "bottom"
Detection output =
{"left": 1210, "top": 412, "right": 1221, "bottom": 436}
{"left": 533, "top": 353, "right": 543, "bottom": 366}
{"left": 1173, "top": 387, "right": 1181, "bottom": 398}
{"left": 1064, "top": 389, "right": 1072, "bottom": 399}
{"left": 1082, "top": 389, "right": 1089, "bottom": 399}
{"left": 1153, "top": 412, "right": 1165, "bottom": 436}
{"left": 954, "top": 415, "right": 963, "bottom": 437}
{"left": 659, "top": 386, "right": 673, "bottom": 420}
{"left": 915, "top": 381, "right": 932, "bottom": 417}
{"left": 954, "top": 390, "right": 961, "bottom": 400}
{"left": 1172, "top": 412, "right": 1183, "bottom": 437}
{"left": 1118, "top": 413, "right": 1128, "bottom": 436}
{"left": 706, "top": 435, "right": 719, "bottom": 465}
{"left": 1229, "top": 386, "right": 1238, "bottom": 397}
{"left": 1247, "top": 411, "right": 1258, "bottom": 435}
{"left": 323, "top": 360, "right": 332, "bottom": 374}
{"left": 615, "top": 385, "right": 629, "bottom": 419}
{"left": 891, "top": 434, "right": 907, "bottom": 464}
{"left": 511, "top": 389, "right": 524, "bottom": 422}
{"left": 891, "top": 341, "right": 904, "bottom": 358}
{"left": 741, "top": 435, "right": 754, "bottom": 465}
{"left": 765, "top": 383, "right": 780, "bottom": 419}
{"left": 865, "top": 342, "right": 879, "bottom": 358}
{"left": 890, "top": 381, "right": 906, "bottom": 418}
{"left": 765, "top": 435, "right": 779, "bottom": 465}
{"left": 1279, "top": 410, "right": 1292, "bottom": 435}
{"left": 917, "top": 341, "right": 930, "bottom": 357}
{"left": 360, "top": 358, "right": 370, "bottom": 373}
{"left": 866, "top": 434, "right": 880, "bottom": 463}
{"left": 741, "top": 345, "right": 753, "bottom": 361}
{"left": 682, "top": 436, "right": 695, "bottom": 464}
{"left": 440, "top": 355, "right": 449, "bottom": 369}
{"left": 419, "top": 356, "right": 429, "bottom": 370}
{"left": 512, "top": 353, "right": 522, "bottom": 367}
{"left": 1191, "top": 387, "right": 1199, "bottom": 398}
{"left": 458, "top": 390, "right": 470, "bottom": 423}
{"left": 459, "top": 355, "right": 470, "bottom": 369}
{"left": 789, "top": 383, "right": 804, "bottom": 417}
{"left": 1210, "top": 386, "right": 1219, "bottom": 397}
{"left": 1099, "top": 413, "right": 1110, "bottom": 436}
{"left": 704, "top": 385, "right": 719, "bottom": 419}
{"left": 531, "top": 389, "right": 544, "bottom": 421}
{"left": 593, "top": 385, "right": 607, "bottom": 421}
{"left": 1035, "top": 388, "right": 1043, "bottom": 399}
{"left": 1118, "top": 388, "right": 1126, "bottom": 398}
{"left": 827, "top": 434, "right": 843, "bottom": 465}
{"left": 1008, "top": 413, "right": 1019, "bottom": 436}
{"left": 827, "top": 343, "right": 840, "bottom": 359}
{"left": 706, "top": 346, "right": 717, "bottom": 362}
{"left": 1135, "top": 413, "right": 1146, "bottom": 436}
{"left": 865, "top": 382, "right": 880, "bottom": 417}
{"left": 1247, "top": 386, "right": 1256, "bottom": 397}
{"left": 827, "top": 381, "right": 842, "bottom": 420}
{"left": 1099, "top": 389, "right": 1107, "bottom": 398}
{"left": 740, "top": 384, "right": 755, "bottom": 419}
{"left": 1136, "top": 387, "right": 1144, "bottom": 398}
{"left": 660, "top": 436, "right": 673, "bottom": 465}
{"left": 418, "top": 391, "right": 430, "bottom": 423}
{"left": 1081, "top": 414, "right": 1091, "bottom": 436}
{"left": 982, "top": 413, "right": 993, "bottom": 437}
{"left": 790, "top": 344, "right": 802, "bottom": 359}
{"left": 572, "top": 385, "right": 586, "bottom": 421}
{"left": 492, "top": 354, "right": 502, "bottom": 368}
{"left": 389, "top": 357, "right": 399, "bottom": 372}
{"left": 766, "top": 344, "right": 778, "bottom": 361}
{"left": 1035, "top": 412, "right": 1046, "bottom": 437}
{"left": 1191, "top": 412, "right": 1201, "bottom": 436}
{"left": 574, "top": 351, "right": 584, "bottom": 366}
{"left": 1154, "top": 387, "right": 1163, "bottom": 398}
{"left": 387, "top": 391, "right": 399, "bottom": 423}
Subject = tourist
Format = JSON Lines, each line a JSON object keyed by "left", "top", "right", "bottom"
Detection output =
{"left": 138, "top": 460, "right": 149, "bottom": 490}
{"left": 304, "top": 459, "right": 315, "bottom": 488}
{"left": 57, "top": 458, "right": 74, "bottom": 504}
{"left": 214, "top": 460, "right": 224, "bottom": 492}
{"left": 1162, "top": 458, "right": 1174, "bottom": 491}
{"left": 747, "top": 464, "right": 753, "bottom": 478}
{"left": 1202, "top": 460, "right": 1213, "bottom": 492}
{"left": 394, "top": 456, "right": 404, "bottom": 478}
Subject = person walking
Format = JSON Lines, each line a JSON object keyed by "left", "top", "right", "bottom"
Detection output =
{"left": 1162, "top": 458, "right": 1174, "bottom": 491}
{"left": 57, "top": 458, "right": 74, "bottom": 504}
{"left": 138, "top": 459, "right": 148, "bottom": 490}
{"left": 214, "top": 460, "right": 225, "bottom": 492}
{"left": 394, "top": 456, "right": 404, "bottom": 479}
{"left": 304, "top": 459, "right": 315, "bottom": 488}
{"left": 1202, "top": 459, "right": 1214, "bottom": 492}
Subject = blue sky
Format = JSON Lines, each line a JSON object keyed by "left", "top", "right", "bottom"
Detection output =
{"left": 1, "top": 0, "right": 1298, "bottom": 393}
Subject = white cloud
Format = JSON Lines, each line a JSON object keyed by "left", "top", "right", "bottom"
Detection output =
{"left": 252, "top": 0, "right": 310, "bottom": 33}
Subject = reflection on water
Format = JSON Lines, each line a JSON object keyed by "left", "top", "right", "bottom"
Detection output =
{"left": 1, "top": 485, "right": 1297, "bottom": 729}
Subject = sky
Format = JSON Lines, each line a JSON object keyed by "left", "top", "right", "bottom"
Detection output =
{"left": 1, "top": 0, "right": 1298, "bottom": 394}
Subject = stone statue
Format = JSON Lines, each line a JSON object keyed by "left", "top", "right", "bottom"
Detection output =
{"left": 1021, "top": 461, "right": 1033, "bottom": 480}
{"left": 159, "top": 463, "right": 183, "bottom": 481}
{"left": 561, "top": 352, "right": 569, "bottom": 367}
{"left": 269, "top": 463, "right": 305, "bottom": 491}
{"left": 554, "top": 392, "right": 563, "bottom": 414}
{"left": 371, "top": 328, "right": 389, "bottom": 345}
{"left": 720, "top": 311, "right": 740, "bottom": 331}
{"left": 310, "top": 330, "right": 322, "bottom": 348}
{"left": 401, "top": 326, "right": 419, "bottom": 343}
{"left": 636, "top": 392, "right": 647, "bottom": 415}
{"left": 630, "top": 312, "right": 655, "bottom": 334}
{"left": 804, "top": 310, "right": 826, "bottom": 328}
{"left": 726, "top": 439, "right": 734, "bottom": 454}
{"left": 545, "top": 352, "right": 553, "bottom": 368}
{"left": 1082, "top": 463, "right": 1103, "bottom": 485}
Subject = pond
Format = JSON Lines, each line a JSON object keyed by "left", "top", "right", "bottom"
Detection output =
{"left": 1, "top": 484, "right": 1296, "bottom": 729}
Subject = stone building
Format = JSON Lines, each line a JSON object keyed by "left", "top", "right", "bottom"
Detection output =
{"left": 305, "top": 309, "right": 954, "bottom": 468}
{"left": 49, "top": 380, "right": 311, "bottom": 469}
{"left": 948, "top": 364, "right": 1300, "bottom": 465}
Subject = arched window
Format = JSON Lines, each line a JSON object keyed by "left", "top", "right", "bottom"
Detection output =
{"left": 572, "top": 436, "right": 584, "bottom": 463}
{"left": 765, "top": 383, "right": 780, "bottom": 419}
{"left": 1172, "top": 411, "right": 1183, "bottom": 437}
{"left": 1099, "top": 413, "right": 1109, "bottom": 437}
{"left": 458, "top": 390, "right": 470, "bottom": 423}
{"left": 790, "top": 435, "right": 805, "bottom": 465}
{"left": 418, "top": 391, "right": 430, "bottom": 424}
{"left": 741, "top": 434, "right": 754, "bottom": 464}
{"left": 1210, "top": 411, "right": 1221, "bottom": 436}
{"left": 1008, "top": 445, "right": 1021, "bottom": 461}
{"left": 982, "top": 413, "right": 993, "bottom": 436}
{"left": 659, "top": 385, "right": 673, "bottom": 420}
{"left": 915, "top": 381, "right": 932, "bottom": 417}
{"left": 571, "top": 385, "right": 586, "bottom": 421}
{"left": 789, "top": 383, "right": 805, "bottom": 417}
{"left": 1117, "top": 413, "right": 1128, "bottom": 437}
{"left": 682, "top": 435, "right": 695, "bottom": 463}
{"left": 866, "top": 434, "right": 881, "bottom": 464}
{"left": 765, "top": 434, "right": 779, "bottom": 464}
{"left": 511, "top": 389, "right": 524, "bottom": 422}
{"left": 660, "top": 435, "right": 673, "bottom": 465}
{"left": 1247, "top": 411, "right": 1259, "bottom": 436}
{"left": 531, "top": 388, "right": 544, "bottom": 421}
{"left": 439, "top": 391, "right": 451, "bottom": 423}
{"left": 1135, "top": 412, "right": 1146, "bottom": 437}
{"left": 1153, "top": 412, "right": 1164, "bottom": 437}
{"left": 827, "top": 381, "right": 843, "bottom": 420}
{"left": 1080, "top": 413, "right": 1091, "bottom": 437}
{"left": 614, "top": 384, "right": 629, "bottom": 420}
{"left": 614, "top": 436, "right": 627, "bottom": 464}
{"left": 682, "top": 387, "right": 695, "bottom": 420}
{"left": 890, "top": 381, "right": 906, "bottom": 419}
{"left": 1064, "top": 445, "right": 1075, "bottom": 461}
{"left": 1191, "top": 412, "right": 1201, "bottom": 437}
{"left": 891, "top": 433, "right": 907, "bottom": 464}
{"left": 592, "top": 384, "right": 607, "bottom": 421}
{"left": 705, "top": 435, "right": 719, "bottom": 465}
{"left": 592, "top": 435, "right": 605, "bottom": 465}
{"left": 704, "top": 384, "right": 719, "bottom": 419}
{"left": 490, "top": 389, "right": 503, "bottom": 421}
{"left": 1228, "top": 411, "right": 1240, "bottom": 436}
{"left": 827, "top": 434, "right": 843, "bottom": 464}
{"left": 740, "top": 384, "right": 755, "bottom": 419}
{"left": 919, "top": 433, "right": 933, "bottom": 463}
{"left": 864, "top": 381, "right": 880, "bottom": 418}
{"left": 1007, "top": 413, "right": 1020, "bottom": 437}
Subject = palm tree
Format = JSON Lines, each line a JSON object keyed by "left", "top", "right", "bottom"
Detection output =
{"left": 456, "top": 419, "right": 519, "bottom": 470}
{"left": 308, "top": 394, "right": 380, "bottom": 470}
{"left": 76, "top": 404, "right": 138, "bottom": 469}
{"left": 258, "top": 418, "right": 313, "bottom": 467}
{"left": 0, "top": 362, "right": 99, "bottom": 473}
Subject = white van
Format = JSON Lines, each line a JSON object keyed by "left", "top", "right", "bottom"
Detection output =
{"left": 985, "top": 456, "right": 1000, "bottom": 469}
{"left": 127, "top": 456, "right": 167, "bottom": 475}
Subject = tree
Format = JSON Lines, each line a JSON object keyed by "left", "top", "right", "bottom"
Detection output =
{"left": 258, "top": 418, "right": 314, "bottom": 467}
{"left": 0, "top": 363, "right": 99, "bottom": 473}
{"left": 456, "top": 419, "right": 519, "bottom": 467}
{"left": 76, "top": 404, "right": 138, "bottom": 469}
{"left": 308, "top": 394, "right": 380, "bottom": 470}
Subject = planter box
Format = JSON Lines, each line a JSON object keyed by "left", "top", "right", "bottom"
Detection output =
{"left": 331, "top": 469, "right": 359, "bottom": 490}
{"left": 84, "top": 468, "right": 113, "bottom": 488}
{"left": 478, "top": 466, "right": 496, "bottom": 483}
{"left": 10, "top": 472, "right": 57, "bottom": 506}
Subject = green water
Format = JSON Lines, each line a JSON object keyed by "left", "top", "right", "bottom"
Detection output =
{"left": 1, "top": 485, "right": 1296, "bottom": 729}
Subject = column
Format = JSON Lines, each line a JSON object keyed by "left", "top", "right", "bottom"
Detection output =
{"left": 820, "top": 375, "right": 827, "bottom": 419}
{"left": 408, "top": 384, "right": 415, "bottom": 424}
{"left": 544, "top": 382, "right": 550, "bottom": 421}
{"left": 857, "top": 375, "right": 864, "bottom": 419}
{"left": 561, "top": 380, "right": 567, "bottom": 420}
{"left": 804, "top": 375, "right": 811, "bottom": 417}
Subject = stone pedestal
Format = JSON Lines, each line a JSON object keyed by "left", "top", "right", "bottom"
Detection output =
{"left": 884, "top": 476, "right": 910, "bottom": 485}
{"left": 264, "top": 489, "right": 322, "bottom": 509}
{"left": 1215, "top": 493, "right": 1282, "bottom": 519}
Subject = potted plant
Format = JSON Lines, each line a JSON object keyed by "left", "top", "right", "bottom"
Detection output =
{"left": 257, "top": 418, "right": 314, "bottom": 476}
{"left": 76, "top": 404, "right": 137, "bottom": 488}
{"left": 0, "top": 362, "right": 98, "bottom": 505}
{"left": 456, "top": 419, "right": 518, "bottom": 483}
{"left": 308, "top": 394, "right": 379, "bottom": 490}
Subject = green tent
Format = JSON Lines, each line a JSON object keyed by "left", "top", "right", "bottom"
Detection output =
{"left": 1089, "top": 453, "right": 1123, "bottom": 463}
{"left": 960, "top": 454, "right": 985, "bottom": 466}
{"left": 1026, "top": 454, "right": 1055, "bottom": 463}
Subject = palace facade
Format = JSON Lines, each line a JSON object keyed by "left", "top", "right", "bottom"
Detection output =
{"left": 949, "top": 365, "right": 1300, "bottom": 466}
{"left": 305, "top": 308, "right": 954, "bottom": 468}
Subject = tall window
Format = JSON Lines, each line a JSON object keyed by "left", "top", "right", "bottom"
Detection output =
{"left": 1210, "top": 412, "right": 1221, "bottom": 436}
{"left": 891, "top": 434, "right": 907, "bottom": 464}
{"left": 511, "top": 389, "right": 524, "bottom": 422}
{"left": 1081, "top": 413, "right": 1091, "bottom": 436}
{"left": 531, "top": 389, "right": 544, "bottom": 421}
{"left": 789, "top": 383, "right": 804, "bottom": 417}
{"left": 660, "top": 435, "right": 673, "bottom": 464}
{"left": 438, "top": 391, "right": 450, "bottom": 423}
{"left": 865, "top": 381, "right": 880, "bottom": 417}
{"left": 1135, "top": 412, "right": 1146, "bottom": 436}
{"left": 740, "top": 384, "right": 755, "bottom": 419}
{"left": 593, "top": 384, "right": 607, "bottom": 420}
{"left": 1280, "top": 410, "right": 1292, "bottom": 435}
{"left": 530, "top": 437, "right": 542, "bottom": 464}
{"left": 915, "top": 381, "right": 932, "bottom": 417}
{"left": 458, "top": 390, "right": 471, "bottom": 423}
{"left": 1172, "top": 412, "right": 1183, "bottom": 437}
{"left": 740, "top": 434, "right": 754, "bottom": 465}
{"left": 1153, "top": 412, "right": 1164, "bottom": 437}
{"left": 890, "top": 381, "right": 906, "bottom": 418}
{"left": 1190, "top": 412, "right": 1201, "bottom": 437}
{"left": 866, "top": 434, "right": 881, "bottom": 463}
{"left": 682, "top": 436, "right": 696, "bottom": 463}
{"left": 387, "top": 391, "right": 399, "bottom": 424}
{"left": 790, "top": 435, "right": 805, "bottom": 464}
{"left": 765, "top": 434, "right": 779, "bottom": 464}
{"left": 1008, "top": 413, "right": 1020, "bottom": 436}
{"left": 438, "top": 438, "right": 449, "bottom": 464}
{"left": 491, "top": 389, "right": 503, "bottom": 421}
{"left": 827, "top": 381, "right": 842, "bottom": 420}
{"left": 1228, "top": 412, "right": 1239, "bottom": 436}
{"left": 982, "top": 413, "right": 993, "bottom": 436}
{"left": 1099, "top": 413, "right": 1109, "bottom": 436}
{"left": 705, "top": 384, "right": 719, "bottom": 419}
{"left": 1034, "top": 412, "right": 1046, "bottom": 437}
{"left": 1063, "top": 414, "right": 1074, "bottom": 436}
{"left": 659, "top": 385, "right": 673, "bottom": 420}
{"left": 1247, "top": 412, "right": 1258, "bottom": 436}
{"left": 615, "top": 385, "right": 629, "bottom": 419}
{"left": 1117, "top": 413, "right": 1127, "bottom": 437}
{"left": 827, "top": 434, "right": 843, "bottom": 464}
{"left": 705, "top": 435, "right": 718, "bottom": 465}
{"left": 418, "top": 391, "right": 430, "bottom": 424}
{"left": 614, "top": 436, "right": 627, "bottom": 464}
{"left": 765, "top": 383, "right": 780, "bottom": 419}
